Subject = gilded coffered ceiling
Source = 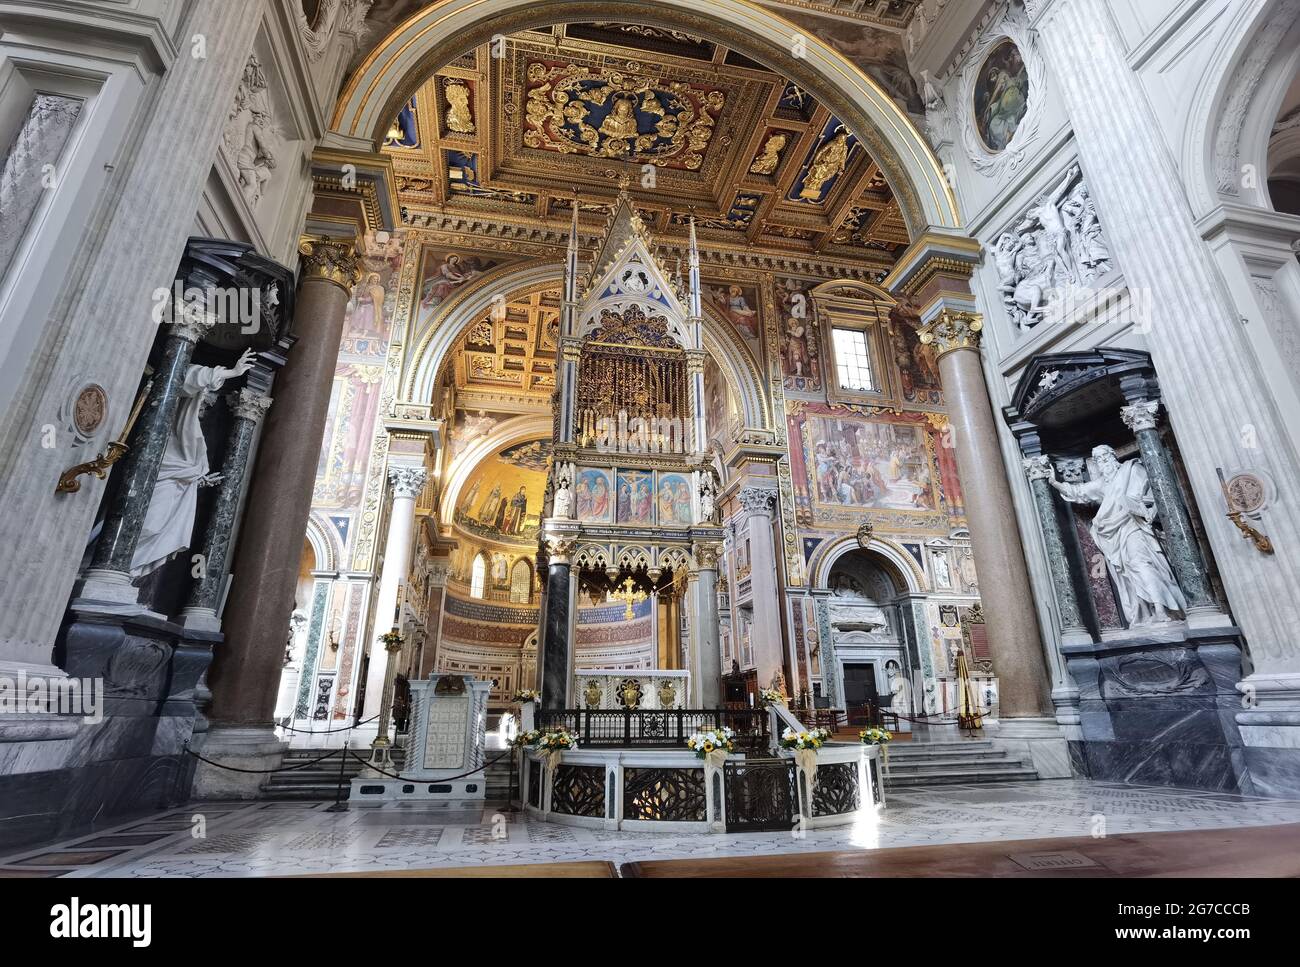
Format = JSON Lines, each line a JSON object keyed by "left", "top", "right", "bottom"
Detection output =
{"left": 448, "top": 285, "right": 561, "bottom": 412}
{"left": 381, "top": 22, "right": 911, "bottom": 271}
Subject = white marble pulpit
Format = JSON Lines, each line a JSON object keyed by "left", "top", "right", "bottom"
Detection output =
{"left": 350, "top": 674, "right": 491, "bottom": 802}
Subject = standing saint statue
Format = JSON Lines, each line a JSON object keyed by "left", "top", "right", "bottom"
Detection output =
{"left": 1049, "top": 444, "right": 1188, "bottom": 627}
{"left": 799, "top": 129, "right": 850, "bottom": 200}
{"left": 130, "top": 348, "right": 257, "bottom": 578}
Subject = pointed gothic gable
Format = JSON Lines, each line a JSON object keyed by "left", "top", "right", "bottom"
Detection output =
{"left": 581, "top": 189, "right": 686, "bottom": 319}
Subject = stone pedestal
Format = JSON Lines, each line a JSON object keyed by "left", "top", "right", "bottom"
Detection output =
{"left": 918, "top": 310, "right": 1053, "bottom": 720}
{"left": 206, "top": 238, "right": 360, "bottom": 739}
{"left": 190, "top": 725, "right": 286, "bottom": 800}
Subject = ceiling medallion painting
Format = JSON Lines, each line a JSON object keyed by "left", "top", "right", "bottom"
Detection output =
{"left": 523, "top": 62, "right": 725, "bottom": 170}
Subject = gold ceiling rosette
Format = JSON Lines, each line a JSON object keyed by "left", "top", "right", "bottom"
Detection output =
{"left": 523, "top": 62, "right": 724, "bottom": 170}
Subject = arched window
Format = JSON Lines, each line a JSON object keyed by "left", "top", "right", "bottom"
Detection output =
{"left": 509, "top": 559, "right": 532, "bottom": 604}
{"left": 470, "top": 553, "right": 487, "bottom": 599}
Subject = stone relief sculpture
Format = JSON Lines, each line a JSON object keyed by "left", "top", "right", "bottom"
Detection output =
{"left": 0, "top": 94, "right": 84, "bottom": 275}
{"left": 1049, "top": 445, "right": 1188, "bottom": 627}
{"left": 990, "top": 165, "right": 1113, "bottom": 331}
{"left": 226, "top": 56, "right": 277, "bottom": 209}
{"left": 131, "top": 349, "right": 257, "bottom": 578}
{"left": 827, "top": 573, "right": 888, "bottom": 632}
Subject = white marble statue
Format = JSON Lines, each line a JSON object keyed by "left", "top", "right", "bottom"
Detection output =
{"left": 552, "top": 466, "right": 573, "bottom": 519}
{"left": 227, "top": 56, "right": 277, "bottom": 208}
{"left": 1049, "top": 444, "right": 1187, "bottom": 627}
{"left": 827, "top": 574, "right": 887, "bottom": 632}
{"left": 130, "top": 349, "right": 256, "bottom": 578}
{"left": 698, "top": 467, "right": 718, "bottom": 523}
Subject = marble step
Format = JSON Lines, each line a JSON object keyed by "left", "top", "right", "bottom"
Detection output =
{"left": 885, "top": 749, "right": 1010, "bottom": 763}
{"left": 885, "top": 756, "right": 1029, "bottom": 774}
{"left": 884, "top": 766, "right": 1041, "bottom": 786}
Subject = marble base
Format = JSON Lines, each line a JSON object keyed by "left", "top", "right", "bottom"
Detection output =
{"left": 190, "top": 726, "right": 286, "bottom": 800}
{"left": 1062, "top": 627, "right": 1250, "bottom": 792}
{"left": 349, "top": 777, "right": 487, "bottom": 801}
{"left": 71, "top": 568, "right": 147, "bottom": 608}
{"left": 988, "top": 716, "right": 1074, "bottom": 778}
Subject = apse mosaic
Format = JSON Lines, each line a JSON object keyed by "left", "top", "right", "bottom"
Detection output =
{"left": 787, "top": 403, "right": 963, "bottom": 532}
{"left": 974, "top": 39, "right": 1029, "bottom": 152}
{"left": 455, "top": 441, "right": 548, "bottom": 544}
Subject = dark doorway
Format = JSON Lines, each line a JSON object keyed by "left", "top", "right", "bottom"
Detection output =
{"left": 843, "top": 663, "right": 878, "bottom": 709}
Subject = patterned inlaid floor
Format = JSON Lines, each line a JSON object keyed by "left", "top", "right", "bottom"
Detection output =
{"left": 4, "top": 780, "right": 1300, "bottom": 878}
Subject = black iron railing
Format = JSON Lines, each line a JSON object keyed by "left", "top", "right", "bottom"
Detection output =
{"left": 536, "top": 708, "right": 770, "bottom": 750}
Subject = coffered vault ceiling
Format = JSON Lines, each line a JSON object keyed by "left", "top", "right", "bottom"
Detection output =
{"left": 380, "top": 22, "right": 911, "bottom": 272}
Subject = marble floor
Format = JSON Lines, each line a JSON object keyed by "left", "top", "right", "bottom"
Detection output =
{"left": 5, "top": 780, "right": 1300, "bottom": 877}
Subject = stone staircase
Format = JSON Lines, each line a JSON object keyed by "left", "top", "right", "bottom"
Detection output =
{"left": 259, "top": 746, "right": 517, "bottom": 802}
{"left": 878, "top": 737, "right": 1039, "bottom": 788}
{"left": 261, "top": 747, "right": 406, "bottom": 801}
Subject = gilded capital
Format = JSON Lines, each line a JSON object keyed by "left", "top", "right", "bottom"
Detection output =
{"left": 544, "top": 536, "right": 577, "bottom": 564}
{"left": 691, "top": 541, "right": 722, "bottom": 570}
{"left": 917, "top": 309, "right": 983, "bottom": 357}
{"left": 298, "top": 236, "right": 363, "bottom": 292}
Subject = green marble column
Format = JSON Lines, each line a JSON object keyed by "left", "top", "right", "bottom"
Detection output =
{"left": 1022, "top": 455, "right": 1089, "bottom": 641}
{"left": 1119, "top": 399, "right": 1215, "bottom": 613}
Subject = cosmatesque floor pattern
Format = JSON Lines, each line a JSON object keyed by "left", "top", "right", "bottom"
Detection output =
{"left": 5, "top": 780, "right": 1300, "bottom": 878}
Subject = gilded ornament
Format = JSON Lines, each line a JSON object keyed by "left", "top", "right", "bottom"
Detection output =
{"left": 749, "top": 132, "right": 787, "bottom": 175}
{"left": 444, "top": 80, "right": 475, "bottom": 134}
{"left": 799, "top": 130, "right": 850, "bottom": 201}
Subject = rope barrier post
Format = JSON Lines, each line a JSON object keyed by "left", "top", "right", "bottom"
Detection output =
{"left": 326, "top": 743, "right": 349, "bottom": 813}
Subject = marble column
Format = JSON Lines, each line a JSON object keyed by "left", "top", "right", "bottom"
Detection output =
{"left": 1118, "top": 399, "right": 1219, "bottom": 621}
{"left": 181, "top": 388, "right": 272, "bottom": 631}
{"left": 919, "top": 310, "right": 1053, "bottom": 719}
{"left": 739, "top": 487, "right": 786, "bottom": 694}
{"left": 76, "top": 308, "right": 216, "bottom": 605}
{"left": 1030, "top": 0, "right": 1300, "bottom": 782}
{"left": 1021, "top": 454, "right": 1091, "bottom": 646}
{"left": 201, "top": 238, "right": 359, "bottom": 789}
{"left": 540, "top": 536, "right": 576, "bottom": 710}
{"left": 359, "top": 465, "right": 427, "bottom": 726}
{"left": 690, "top": 541, "right": 723, "bottom": 706}
{"left": 361, "top": 632, "right": 406, "bottom": 776}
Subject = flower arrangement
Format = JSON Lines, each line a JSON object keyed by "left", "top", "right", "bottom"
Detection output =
{"left": 758, "top": 687, "right": 785, "bottom": 707}
{"left": 512, "top": 689, "right": 540, "bottom": 704}
{"left": 378, "top": 629, "right": 405, "bottom": 648}
{"left": 685, "top": 726, "right": 735, "bottom": 759}
{"left": 859, "top": 727, "right": 892, "bottom": 745}
{"left": 812, "top": 727, "right": 832, "bottom": 744}
{"left": 531, "top": 728, "right": 578, "bottom": 753}
{"left": 779, "top": 726, "right": 826, "bottom": 751}
{"left": 514, "top": 729, "right": 541, "bottom": 748}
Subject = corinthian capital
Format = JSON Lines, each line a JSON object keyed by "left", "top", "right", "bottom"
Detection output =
{"left": 388, "top": 465, "right": 428, "bottom": 499}
{"left": 1119, "top": 399, "right": 1160, "bottom": 433}
{"left": 228, "top": 388, "right": 272, "bottom": 423}
{"left": 918, "top": 309, "right": 983, "bottom": 357}
{"left": 692, "top": 541, "right": 722, "bottom": 570}
{"left": 298, "top": 236, "right": 363, "bottom": 292}
{"left": 738, "top": 487, "right": 776, "bottom": 515}
{"left": 1022, "top": 454, "right": 1053, "bottom": 481}
{"left": 544, "top": 536, "right": 577, "bottom": 564}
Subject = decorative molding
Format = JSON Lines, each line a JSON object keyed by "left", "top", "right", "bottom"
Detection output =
{"left": 957, "top": 2, "right": 1046, "bottom": 179}
{"left": 1213, "top": 0, "right": 1300, "bottom": 196}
